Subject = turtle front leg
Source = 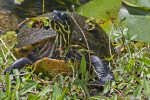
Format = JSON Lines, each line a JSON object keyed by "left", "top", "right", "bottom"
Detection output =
{"left": 4, "top": 58, "right": 32, "bottom": 75}
{"left": 91, "top": 55, "right": 114, "bottom": 85}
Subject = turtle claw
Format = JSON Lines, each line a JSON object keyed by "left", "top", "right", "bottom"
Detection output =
{"left": 96, "top": 73, "right": 114, "bottom": 85}
{"left": 4, "top": 58, "right": 32, "bottom": 75}
{"left": 91, "top": 55, "right": 114, "bottom": 85}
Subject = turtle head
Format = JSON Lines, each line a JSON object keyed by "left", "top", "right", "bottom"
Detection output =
{"left": 50, "top": 10, "right": 73, "bottom": 47}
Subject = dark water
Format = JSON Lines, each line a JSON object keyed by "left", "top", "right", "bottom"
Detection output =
{"left": 0, "top": 0, "right": 89, "bottom": 32}
{"left": 1, "top": 0, "right": 89, "bottom": 19}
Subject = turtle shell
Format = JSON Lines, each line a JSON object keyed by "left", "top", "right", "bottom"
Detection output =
{"left": 15, "top": 12, "right": 113, "bottom": 59}
{"left": 45, "top": 12, "right": 112, "bottom": 58}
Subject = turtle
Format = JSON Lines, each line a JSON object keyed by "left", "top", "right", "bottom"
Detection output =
{"left": 4, "top": 10, "right": 114, "bottom": 85}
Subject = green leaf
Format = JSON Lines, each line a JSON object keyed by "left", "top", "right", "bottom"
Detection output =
{"left": 118, "top": 0, "right": 150, "bottom": 44}
{"left": 15, "top": 78, "right": 20, "bottom": 100}
{"left": 13, "top": 69, "right": 20, "bottom": 100}
{"left": 5, "top": 73, "right": 11, "bottom": 96}
{"left": 136, "top": 57, "right": 150, "bottom": 67}
{"left": 19, "top": 81, "right": 38, "bottom": 95}
{"left": 110, "top": 94, "right": 117, "bottom": 100}
{"left": 124, "top": 0, "right": 150, "bottom": 8}
{"left": 103, "top": 80, "right": 110, "bottom": 94}
{"left": 79, "top": 80, "right": 90, "bottom": 96}
{"left": 30, "top": 18, "right": 38, "bottom": 22}
{"left": 77, "top": 0, "right": 122, "bottom": 34}
{"left": 85, "top": 71, "right": 88, "bottom": 81}
{"left": 13, "top": 69, "right": 20, "bottom": 99}
{"left": 147, "top": 74, "right": 150, "bottom": 78}
{"left": 125, "top": 16, "right": 150, "bottom": 44}
{"left": 41, "top": 17, "right": 50, "bottom": 27}
{"left": 32, "top": 85, "right": 51, "bottom": 100}
{"left": 0, "top": 88, "right": 4, "bottom": 98}
{"left": 6, "top": 31, "right": 16, "bottom": 35}
{"left": 1, "top": 96, "right": 8, "bottom": 100}
{"left": 133, "top": 85, "right": 142, "bottom": 99}
{"left": 43, "top": 21, "right": 49, "bottom": 27}
{"left": 58, "top": 86, "right": 68, "bottom": 100}
{"left": 25, "top": 80, "right": 38, "bottom": 84}
{"left": 28, "top": 21, "right": 34, "bottom": 27}
{"left": 77, "top": 0, "right": 122, "bottom": 19}
{"left": 14, "top": 0, "right": 24, "bottom": 4}
{"left": 90, "top": 96, "right": 101, "bottom": 99}
{"left": 28, "top": 94, "right": 35, "bottom": 100}
{"left": 122, "top": 0, "right": 150, "bottom": 15}
{"left": 53, "top": 82, "right": 61, "bottom": 100}
{"left": 113, "top": 67, "right": 124, "bottom": 72}
{"left": 81, "top": 55, "right": 86, "bottom": 79}
{"left": 143, "top": 77, "right": 150, "bottom": 99}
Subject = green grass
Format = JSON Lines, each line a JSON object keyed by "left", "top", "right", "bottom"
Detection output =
{"left": 0, "top": 28, "right": 150, "bottom": 99}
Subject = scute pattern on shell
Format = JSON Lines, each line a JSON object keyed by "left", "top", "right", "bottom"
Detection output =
{"left": 16, "top": 12, "right": 113, "bottom": 58}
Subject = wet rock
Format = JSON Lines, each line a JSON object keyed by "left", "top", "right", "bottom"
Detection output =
{"left": 0, "top": 9, "right": 18, "bottom": 33}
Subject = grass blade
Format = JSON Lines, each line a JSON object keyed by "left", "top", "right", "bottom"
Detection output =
{"left": 58, "top": 86, "right": 68, "bottom": 100}
{"left": 19, "top": 81, "right": 38, "bottom": 95}
{"left": 133, "top": 85, "right": 142, "bottom": 99}
{"left": 143, "top": 77, "right": 150, "bottom": 99}
{"left": 53, "top": 82, "right": 61, "bottom": 99}
{"left": 5, "top": 73, "right": 11, "bottom": 96}
{"left": 81, "top": 55, "right": 86, "bottom": 79}
{"left": 32, "top": 84, "right": 51, "bottom": 100}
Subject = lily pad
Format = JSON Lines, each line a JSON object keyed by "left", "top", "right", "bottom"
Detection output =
{"left": 123, "top": 0, "right": 150, "bottom": 15}
{"left": 124, "top": 0, "right": 150, "bottom": 8}
{"left": 125, "top": 15, "right": 150, "bottom": 44}
{"left": 77, "top": 0, "right": 122, "bottom": 34}
{"left": 118, "top": 0, "right": 150, "bottom": 44}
